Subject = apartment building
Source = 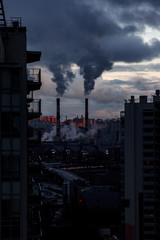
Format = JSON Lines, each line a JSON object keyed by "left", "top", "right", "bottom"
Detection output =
{"left": 120, "top": 90, "right": 160, "bottom": 240}
{"left": 0, "top": 2, "right": 42, "bottom": 239}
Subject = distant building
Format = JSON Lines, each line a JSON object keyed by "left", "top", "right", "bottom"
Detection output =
{"left": 39, "top": 116, "right": 57, "bottom": 124}
{"left": 120, "top": 91, "right": 160, "bottom": 240}
{"left": 0, "top": 3, "right": 42, "bottom": 240}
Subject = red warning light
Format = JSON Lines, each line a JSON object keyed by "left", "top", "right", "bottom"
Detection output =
{"left": 78, "top": 199, "right": 82, "bottom": 203}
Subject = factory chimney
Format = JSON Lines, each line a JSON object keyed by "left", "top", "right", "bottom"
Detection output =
{"left": 85, "top": 98, "right": 89, "bottom": 132}
{"left": 56, "top": 98, "right": 60, "bottom": 140}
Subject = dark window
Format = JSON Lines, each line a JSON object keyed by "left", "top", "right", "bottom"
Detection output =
{"left": 143, "top": 111, "right": 153, "bottom": 117}
{"left": 1, "top": 112, "right": 11, "bottom": 135}
{"left": 143, "top": 136, "right": 154, "bottom": 141}
{"left": 12, "top": 155, "right": 20, "bottom": 175}
{"left": 143, "top": 120, "right": 153, "bottom": 125}
{"left": 1, "top": 69, "right": 11, "bottom": 89}
{"left": 2, "top": 154, "right": 20, "bottom": 178}
{"left": 12, "top": 113, "right": 20, "bottom": 135}
{"left": 11, "top": 69, "right": 20, "bottom": 90}
{"left": 143, "top": 128, "right": 153, "bottom": 133}
{"left": 2, "top": 199, "right": 11, "bottom": 221}
{"left": 2, "top": 155, "right": 11, "bottom": 176}
{"left": 143, "top": 144, "right": 153, "bottom": 149}
{"left": 12, "top": 199, "right": 20, "bottom": 221}
{"left": 143, "top": 152, "right": 154, "bottom": 157}
{"left": 1, "top": 112, "right": 20, "bottom": 137}
{"left": 144, "top": 185, "right": 153, "bottom": 190}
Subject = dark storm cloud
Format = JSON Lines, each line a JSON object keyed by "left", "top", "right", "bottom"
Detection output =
{"left": 4, "top": 0, "right": 160, "bottom": 95}
{"left": 105, "top": 0, "right": 160, "bottom": 7}
{"left": 108, "top": 78, "right": 160, "bottom": 92}
{"left": 109, "top": 37, "right": 160, "bottom": 62}
{"left": 120, "top": 9, "right": 160, "bottom": 30}
{"left": 112, "top": 63, "right": 160, "bottom": 72}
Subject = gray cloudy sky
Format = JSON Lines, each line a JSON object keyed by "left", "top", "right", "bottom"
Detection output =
{"left": 4, "top": 0, "right": 160, "bottom": 119}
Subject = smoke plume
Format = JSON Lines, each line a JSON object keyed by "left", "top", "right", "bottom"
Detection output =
{"left": 78, "top": 44, "right": 113, "bottom": 95}
{"left": 5, "top": 0, "right": 160, "bottom": 96}
{"left": 50, "top": 65, "right": 75, "bottom": 96}
{"left": 41, "top": 122, "right": 100, "bottom": 142}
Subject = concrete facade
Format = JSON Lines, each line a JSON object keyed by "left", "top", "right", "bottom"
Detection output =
{"left": 121, "top": 91, "right": 160, "bottom": 240}
{"left": 0, "top": 17, "right": 41, "bottom": 240}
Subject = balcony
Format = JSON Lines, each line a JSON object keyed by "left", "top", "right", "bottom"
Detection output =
{"left": 27, "top": 68, "right": 41, "bottom": 92}
{"left": 27, "top": 91, "right": 33, "bottom": 103}
{"left": 27, "top": 51, "right": 41, "bottom": 63}
{"left": 28, "top": 99, "right": 41, "bottom": 120}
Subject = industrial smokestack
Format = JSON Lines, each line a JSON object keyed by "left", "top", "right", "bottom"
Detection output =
{"left": 85, "top": 98, "right": 88, "bottom": 132}
{"left": 56, "top": 98, "right": 60, "bottom": 140}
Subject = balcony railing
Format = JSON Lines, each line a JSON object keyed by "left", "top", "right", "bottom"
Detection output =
{"left": 28, "top": 99, "right": 41, "bottom": 113}
{"left": 28, "top": 99, "right": 41, "bottom": 120}
{"left": 27, "top": 68, "right": 41, "bottom": 83}
{"left": 27, "top": 91, "right": 33, "bottom": 102}
{"left": 6, "top": 17, "right": 22, "bottom": 27}
{"left": 27, "top": 68, "right": 41, "bottom": 92}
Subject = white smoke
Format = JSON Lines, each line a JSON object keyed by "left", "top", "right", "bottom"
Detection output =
{"left": 41, "top": 122, "right": 100, "bottom": 142}
{"left": 41, "top": 127, "right": 57, "bottom": 142}
{"left": 60, "top": 123, "right": 84, "bottom": 141}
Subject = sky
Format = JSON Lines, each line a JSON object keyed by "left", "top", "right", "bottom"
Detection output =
{"left": 4, "top": 0, "right": 160, "bottom": 119}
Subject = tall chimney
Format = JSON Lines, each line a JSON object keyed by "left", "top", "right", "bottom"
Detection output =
{"left": 56, "top": 98, "right": 60, "bottom": 140}
{"left": 85, "top": 98, "right": 88, "bottom": 132}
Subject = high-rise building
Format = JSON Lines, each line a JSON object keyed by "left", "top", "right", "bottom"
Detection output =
{"left": 120, "top": 90, "right": 160, "bottom": 240}
{"left": 0, "top": 2, "right": 42, "bottom": 239}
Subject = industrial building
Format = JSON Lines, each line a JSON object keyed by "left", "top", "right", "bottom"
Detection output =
{"left": 0, "top": 1, "right": 42, "bottom": 239}
{"left": 120, "top": 90, "right": 160, "bottom": 240}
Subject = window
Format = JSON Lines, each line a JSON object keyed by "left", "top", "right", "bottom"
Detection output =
{"left": 1, "top": 154, "right": 20, "bottom": 178}
{"left": 143, "top": 120, "right": 153, "bottom": 125}
{"left": 1, "top": 155, "right": 10, "bottom": 175}
{"left": 13, "top": 113, "right": 20, "bottom": 136}
{"left": 11, "top": 69, "right": 20, "bottom": 90}
{"left": 2, "top": 199, "right": 11, "bottom": 220}
{"left": 12, "top": 138, "right": 20, "bottom": 150}
{"left": 2, "top": 69, "right": 11, "bottom": 89}
{"left": 143, "top": 144, "right": 153, "bottom": 149}
{"left": 12, "top": 199, "right": 20, "bottom": 221}
{"left": 143, "top": 136, "right": 154, "bottom": 141}
{"left": 143, "top": 128, "right": 153, "bottom": 133}
{"left": 12, "top": 94, "right": 20, "bottom": 106}
{"left": 1, "top": 112, "right": 11, "bottom": 135}
{"left": 2, "top": 138, "right": 11, "bottom": 150}
{"left": 143, "top": 111, "right": 153, "bottom": 117}
{"left": 12, "top": 181, "right": 20, "bottom": 194}
{"left": 2, "top": 94, "right": 10, "bottom": 106}
{"left": 143, "top": 152, "right": 154, "bottom": 157}
{"left": 12, "top": 155, "right": 20, "bottom": 175}
{"left": 2, "top": 181, "right": 10, "bottom": 195}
